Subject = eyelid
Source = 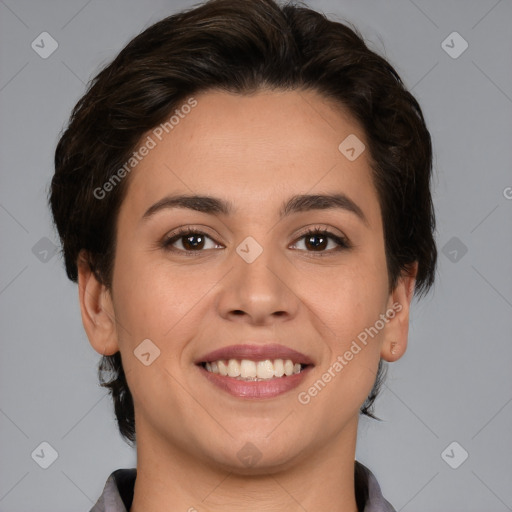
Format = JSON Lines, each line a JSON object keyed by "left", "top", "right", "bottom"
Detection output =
{"left": 163, "top": 225, "right": 224, "bottom": 243}
{"left": 293, "top": 224, "right": 348, "bottom": 242}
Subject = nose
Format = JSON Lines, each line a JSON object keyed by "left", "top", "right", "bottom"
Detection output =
{"left": 216, "top": 238, "right": 300, "bottom": 326}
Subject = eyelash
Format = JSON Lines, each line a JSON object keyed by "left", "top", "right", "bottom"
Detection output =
{"left": 160, "top": 226, "right": 351, "bottom": 256}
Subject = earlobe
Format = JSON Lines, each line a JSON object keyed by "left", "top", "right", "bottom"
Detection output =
{"left": 380, "top": 262, "right": 418, "bottom": 362}
{"left": 77, "top": 250, "right": 119, "bottom": 356}
{"left": 383, "top": 340, "right": 403, "bottom": 362}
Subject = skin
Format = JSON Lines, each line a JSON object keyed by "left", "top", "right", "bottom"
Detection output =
{"left": 78, "top": 88, "right": 417, "bottom": 512}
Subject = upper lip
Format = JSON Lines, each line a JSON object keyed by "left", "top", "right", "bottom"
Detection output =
{"left": 195, "top": 343, "right": 314, "bottom": 365}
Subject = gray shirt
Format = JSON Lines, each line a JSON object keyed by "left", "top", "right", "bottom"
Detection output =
{"left": 90, "top": 460, "right": 395, "bottom": 512}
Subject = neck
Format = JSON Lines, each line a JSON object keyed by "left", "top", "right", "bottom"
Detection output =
{"left": 130, "top": 419, "right": 360, "bottom": 512}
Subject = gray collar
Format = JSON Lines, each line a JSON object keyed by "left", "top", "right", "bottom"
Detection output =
{"left": 90, "top": 461, "right": 395, "bottom": 512}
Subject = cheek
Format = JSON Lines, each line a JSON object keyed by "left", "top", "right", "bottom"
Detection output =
{"left": 112, "top": 248, "right": 219, "bottom": 346}
{"left": 110, "top": 252, "right": 203, "bottom": 411}
{"left": 291, "top": 252, "right": 389, "bottom": 343}
{"left": 111, "top": 247, "right": 172, "bottom": 339}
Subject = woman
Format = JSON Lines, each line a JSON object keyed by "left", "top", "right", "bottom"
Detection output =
{"left": 49, "top": 0, "right": 437, "bottom": 510}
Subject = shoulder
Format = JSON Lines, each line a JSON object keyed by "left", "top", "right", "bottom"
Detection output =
{"left": 355, "top": 461, "right": 396, "bottom": 512}
{"left": 89, "top": 468, "right": 137, "bottom": 512}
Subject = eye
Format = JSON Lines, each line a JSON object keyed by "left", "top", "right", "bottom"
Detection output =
{"left": 161, "top": 228, "right": 223, "bottom": 254}
{"left": 290, "top": 227, "right": 351, "bottom": 254}
{"left": 160, "top": 225, "right": 351, "bottom": 256}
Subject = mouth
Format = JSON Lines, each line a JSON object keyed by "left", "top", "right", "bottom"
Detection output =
{"left": 195, "top": 344, "right": 314, "bottom": 398}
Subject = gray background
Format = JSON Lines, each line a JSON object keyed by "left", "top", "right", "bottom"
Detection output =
{"left": 1, "top": 0, "right": 511, "bottom": 510}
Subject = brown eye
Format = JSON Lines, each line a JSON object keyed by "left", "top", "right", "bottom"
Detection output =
{"left": 304, "top": 233, "right": 329, "bottom": 251}
{"left": 180, "top": 233, "right": 206, "bottom": 251}
{"left": 290, "top": 228, "right": 351, "bottom": 254}
{"left": 162, "top": 229, "right": 222, "bottom": 253}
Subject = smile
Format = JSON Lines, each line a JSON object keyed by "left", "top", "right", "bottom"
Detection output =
{"left": 195, "top": 343, "right": 315, "bottom": 398}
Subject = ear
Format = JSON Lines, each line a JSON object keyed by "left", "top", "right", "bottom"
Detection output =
{"left": 380, "top": 262, "right": 418, "bottom": 362}
{"left": 77, "top": 250, "right": 120, "bottom": 356}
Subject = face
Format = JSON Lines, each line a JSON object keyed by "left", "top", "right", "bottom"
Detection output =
{"left": 80, "top": 88, "right": 414, "bottom": 473}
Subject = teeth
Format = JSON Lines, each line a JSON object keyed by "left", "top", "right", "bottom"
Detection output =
{"left": 240, "top": 359, "right": 257, "bottom": 378}
{"left": 257, "top": 360, "right": 274, "bottom": 379}
{"left": 284, "top": 360, "right": 294, "bottom": 376}
{"left": 218, "top": 360, "right": 228, "bottom": 376}
{"left": 203, "top": 358, "right": 305, "bottom": 380}
{"left": 274, "top": 359, "right": 284, "bottom": 377}
{"left": 227, "top": 359, "right": 241, "bottom": 377}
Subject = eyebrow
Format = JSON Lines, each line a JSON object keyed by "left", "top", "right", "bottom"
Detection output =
{"left": 141, "top": 193, "right": 368, "bottom": 225}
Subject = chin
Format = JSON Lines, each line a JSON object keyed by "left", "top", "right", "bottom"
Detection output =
{"left": 198, "top": 432, "right": 308, "bottom": 475}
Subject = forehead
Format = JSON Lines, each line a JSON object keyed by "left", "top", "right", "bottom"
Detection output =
{"left": 118, "top": 88, "right": 380, "bottom": 226}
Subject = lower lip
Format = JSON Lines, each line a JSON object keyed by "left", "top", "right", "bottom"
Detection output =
{"left": 198, "top": 365, "right": 313, "bottom": 399}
